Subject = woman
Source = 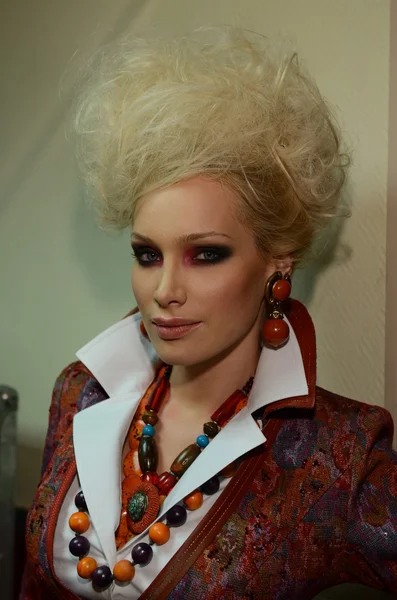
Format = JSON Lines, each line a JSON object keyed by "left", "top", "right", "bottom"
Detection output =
{"left": 22, "top": 27, "right": 397, "bottom": 599}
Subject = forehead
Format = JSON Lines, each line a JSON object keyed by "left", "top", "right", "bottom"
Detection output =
{"left": 133, "top": 177, "right": 242, "bottom": 234}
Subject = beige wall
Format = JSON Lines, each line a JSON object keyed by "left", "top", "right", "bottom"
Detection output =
{"left": 386, "top": 1, "right": 397, "bottom": 433}
{"left": 0, "top": 0, "right": 390, "bottom": 508}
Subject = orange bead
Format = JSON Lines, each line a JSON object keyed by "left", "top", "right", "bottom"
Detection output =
{"left": 149, "top": 522, "right": 170, "bottom": 545}
{"left": 69, "top": 512, "right": 90, "bottom": 534}
{"left": 183, "top": 490, "right": 203, "bottom": 511}
{"left": 113, "top": 559, "right": 135, "bottom": 582}
{"left": 77, "top": 556, "right": 97, "bottom": 579}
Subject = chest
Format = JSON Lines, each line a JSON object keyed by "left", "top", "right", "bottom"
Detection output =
{"left": 126, "top": 389, "right": 214, "bottom": 478}
{"left": 27, "top": 409, "right": 351, "bottom": 600}
{"left": 170, "top": 457, "right": 350, "bottom": 600}
{"left": 154, "top": 417, "right": 206, "bottom": 476}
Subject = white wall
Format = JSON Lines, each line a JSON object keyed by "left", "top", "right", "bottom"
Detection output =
{"left": 0, "top": 0, "right": 390, "bottom": 507}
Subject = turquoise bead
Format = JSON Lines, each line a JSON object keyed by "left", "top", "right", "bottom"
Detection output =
{"left": 196, "top": 434, "right": 209, "bottom": 448}
{"left": 142, "top": 424, "right": 155, "bottom": 436}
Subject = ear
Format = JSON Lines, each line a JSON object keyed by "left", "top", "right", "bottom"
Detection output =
{"left": 270, "top": 255, "right": 293, "bottom": 277}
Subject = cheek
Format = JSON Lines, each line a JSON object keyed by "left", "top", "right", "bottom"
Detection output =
{"left": 203, "top": 270, "right": 264, "bottom": 312}
{"left": 131, "top": 266, "right": 151, "bottom": 305}
{"left": 212, "top": 275, "right": 265, "bottom": 342}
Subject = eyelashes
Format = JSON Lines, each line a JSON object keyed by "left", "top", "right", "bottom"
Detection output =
{"left": 131, "top": 247, "right": 161, "bottom": 265}
{"left": 130, "top": 244, "right": 232, "bottom": 266}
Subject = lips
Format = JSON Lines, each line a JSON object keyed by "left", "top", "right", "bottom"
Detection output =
{"left": 151, "top": 318, "right": 201, "bottom": 340}
{"left": 152, "top": 317, "right": 199, "bottom": 327}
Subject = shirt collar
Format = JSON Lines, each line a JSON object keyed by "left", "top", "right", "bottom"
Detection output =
{"left": 73, "top": 300, "right": 315, "bottom": 566}
{"left": 76, "top": 299, "right": 313, "bottom": 414}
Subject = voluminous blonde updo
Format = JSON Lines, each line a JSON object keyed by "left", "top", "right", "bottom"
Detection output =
{"left": 72, "top": 27, "right": 350, "bottom": 261}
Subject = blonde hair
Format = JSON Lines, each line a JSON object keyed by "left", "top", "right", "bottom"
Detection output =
{"left": 72, "top": 27, "right": 350, "bottom": 260}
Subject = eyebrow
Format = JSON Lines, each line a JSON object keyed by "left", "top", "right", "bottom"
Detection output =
{"left": 131, "top": 231, "right": 233, "bottom": 244}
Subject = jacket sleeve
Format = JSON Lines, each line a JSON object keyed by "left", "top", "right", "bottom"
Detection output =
{"left": 19, "top": 560, "right": 61, "bottom": 600}
{"left": 19, "top": 362, "right": 93, "bottom": 600}
{"left": 41, "top": 361, "right": 93, "bottom": 474}
{"left": 345, "top": 404, "right": 397, "bottom": 593}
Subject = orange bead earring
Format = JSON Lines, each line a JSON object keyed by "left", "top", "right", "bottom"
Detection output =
{"left": 262, "top": 272, "right": 291, "bottom": 349}
{"left": 140, "top": 320, "right": 149, "bottom": 339}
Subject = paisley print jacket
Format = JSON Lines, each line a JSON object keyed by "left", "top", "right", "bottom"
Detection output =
{"left": 20, "top": 301, "right": 397, "bottom": 599}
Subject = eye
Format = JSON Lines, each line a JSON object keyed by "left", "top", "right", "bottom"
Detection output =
{"left": 196, "top": 250, "right": 219, "bottom": 261}
{"left": 131, "top": 245, "right": 161, "bottom": 265}
{"left": 194, "top": 247, "right": 232, "bottom": 263}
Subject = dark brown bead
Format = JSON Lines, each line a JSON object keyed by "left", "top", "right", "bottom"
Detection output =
{"left": 170, "top": 444, "right": 201, "bottom": 477}
{"left": 203, "top": 421, "right": 219, "bottom": 438}
{"left": 138, "top": 436, "right": 158, "bottom": 473}
{"left": 142, "top": 410, "right": 158, "bottom": 426}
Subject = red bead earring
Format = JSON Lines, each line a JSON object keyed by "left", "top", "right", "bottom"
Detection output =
{"left": 262, "top": 272, "right": 291, "bottom": 349}
{"left": 140, "top": 320, "right": 149, "bottom": 339}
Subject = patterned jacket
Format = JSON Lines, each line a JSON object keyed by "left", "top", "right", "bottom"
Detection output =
{"left": 21, "top": 301, "right": 397, "bottom": 599}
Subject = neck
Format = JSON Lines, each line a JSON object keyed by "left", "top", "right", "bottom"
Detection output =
{"left": 168, "top": 324, "right": 262, "bottom": 419}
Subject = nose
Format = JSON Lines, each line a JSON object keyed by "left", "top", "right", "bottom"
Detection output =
{"left": 154, "top": 262, "right": 187, "bottom": 308}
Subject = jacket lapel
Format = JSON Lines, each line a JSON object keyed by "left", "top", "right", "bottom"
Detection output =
{"left": 139, "top": 416, "right": 286, "bottom": 600}
{"left": 44, "top": 299, "right": 317, "bottom": 596}
{"left": 70, "top": 302, "right": 310, "bottom": 563}
{"left": 72, "top": 392, "right": 143, "bottom": 567}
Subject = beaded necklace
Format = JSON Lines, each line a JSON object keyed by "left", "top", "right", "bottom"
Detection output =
{"left": 68, "top": 365, "right": 254, "bottom": 590}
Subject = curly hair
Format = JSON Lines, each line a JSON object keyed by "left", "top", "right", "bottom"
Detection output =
{"left": 72, "top": 26, "right": 350, "bottom": 260}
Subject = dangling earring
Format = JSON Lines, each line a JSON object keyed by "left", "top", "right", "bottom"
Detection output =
{"left": 262, "top": 271, "right": 291, "bottom": 349}
{"left": 140, "top": 321, "right": 149, "bottom": 339}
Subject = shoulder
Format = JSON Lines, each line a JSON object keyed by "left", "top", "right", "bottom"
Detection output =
{"left": 41, "top": 361, "right": 108, "bottom": 474}
{"left": 51, "top": 360, "right": 107, "bottom": 413}
{"left": 314, "top": 386, "right": 394, "bottom": 458}
{"left": 270, "top": 388, "right": 395, "bottom": 489}
{"left": 49, "top": 360, "right": 107, "bottom": 433}
{"left": 52, "top": 360, "right": 92, "bottom": 401}
{"left": 315, "top": 386, "right": 393, "bottom": 431}
{"left": 50, "top": 361, "right": 93, "bottom": 419}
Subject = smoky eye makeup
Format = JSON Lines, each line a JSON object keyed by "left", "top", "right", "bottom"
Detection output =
{"left": 130, "top": 243, "right": 162, "bottom": 265}
{"left": 130, "top": 239, "right": 234, "bottom": 266}
{"left": 190, "top": 245, "right": 233, "bottom": 264}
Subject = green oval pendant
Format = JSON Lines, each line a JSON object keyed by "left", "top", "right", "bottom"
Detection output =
{"left": 128, "top": 491, "right": 149, "bottom": 522}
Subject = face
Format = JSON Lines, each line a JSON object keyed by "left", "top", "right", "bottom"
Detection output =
{"left": 131, "top": 176, "right": 277, "bottom": 367}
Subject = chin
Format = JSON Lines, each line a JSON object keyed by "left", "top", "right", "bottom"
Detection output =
{"left": 153, "top": 349, "right": 201, "bottom": 367}
{"left": 150, "top": 339, "right": 207, "bottom": 367}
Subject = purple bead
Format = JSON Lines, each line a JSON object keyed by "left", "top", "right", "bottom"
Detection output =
{"left": 74, "top": 491, "right": 88, "bottom": 512}
{"left": 131, "top": 542, "right": 153, "bottom": 566}
{"left": 200, "top": 475, "right": 220, "bottom": 495}
{"left": 69, "top": 535, "right": 90, "bottom": 557}
{"left": 91, "top": 565, "right": 113, "bottom": 588}
{"left": 166, "top": 504, "right": 187, "bottom": 527}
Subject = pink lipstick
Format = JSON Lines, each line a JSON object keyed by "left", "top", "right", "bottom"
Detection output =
{"left": 152, "top": 318, "right": 201, "bottom": 340}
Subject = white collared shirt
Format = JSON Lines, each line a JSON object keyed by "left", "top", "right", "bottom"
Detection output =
{"left": 53, "top": 313, "right": 308, "bottom": 599}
